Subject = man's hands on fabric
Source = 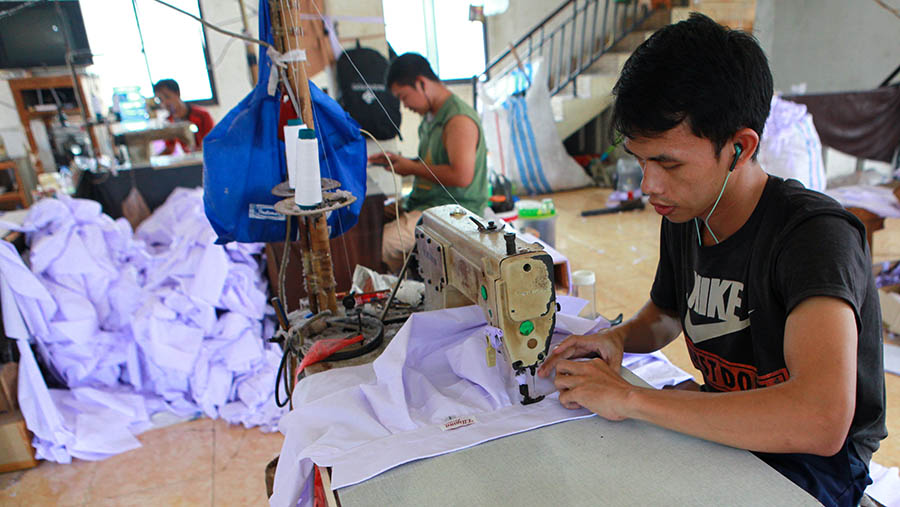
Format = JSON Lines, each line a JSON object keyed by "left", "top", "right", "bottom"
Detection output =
{"left": 553, "top": 358, "right": 635, "bottom": 421}
{"left": 538, "top": 327, "right": 636, "bottom": 421}
{"left": 368, "top": 152, "right": 416, "bottom": 175}
{"left": 538, "top": 327, "right": 627, "bottom": 376}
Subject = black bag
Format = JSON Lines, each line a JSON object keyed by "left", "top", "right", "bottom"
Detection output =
{"left": 336, "top": 46, "right": 401, "bottom": 140}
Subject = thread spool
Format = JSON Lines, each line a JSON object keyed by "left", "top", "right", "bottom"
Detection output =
{"left": 283, "top": 119, "right": 305, "bottom": 188}
{"left": 294, "top": 128, "right": 322, "bottom": 209}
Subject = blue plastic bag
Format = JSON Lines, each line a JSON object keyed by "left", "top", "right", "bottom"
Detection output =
{"left": 203, "top": 2, "right": 366, "bottom": 243}
{"left": 202, "top": 2, "right": 287, "bottom": 244}
{"left": 309, "top": 82, "right": 366, "bottom": 236}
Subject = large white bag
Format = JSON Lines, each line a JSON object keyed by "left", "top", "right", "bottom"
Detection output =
{"left": 759, "top": 95, "right": 826, "bottom": 191}
{"left": 479, "top": 58, "right": 592, "bottom": 195}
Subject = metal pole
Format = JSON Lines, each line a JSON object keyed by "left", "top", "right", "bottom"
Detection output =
{"left": 601, "top": 0, "right": 610, "bottom": 54}
{"left": 558, "top": 25, "right": 566, "bottom": 94}
{"left": 589, "top": 0, "right": 598, "bottom": 60}
{"left": 579, "top": 0, "right": 588, "bottom": 74}
{"left": 548, "top": 34, "right": 555, "bottom": 90}
{"left": 540, "top": 26, "right": 545, "bottom": 58}
{"left": 568, "top": 4, "right": 576, "bottom": 84}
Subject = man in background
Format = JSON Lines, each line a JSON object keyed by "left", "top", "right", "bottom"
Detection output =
{"left": 368, "top": 53, "right": 489, "bottom": 273}
{"left": 153, "top": 78, "right": 214, "bottom": 155}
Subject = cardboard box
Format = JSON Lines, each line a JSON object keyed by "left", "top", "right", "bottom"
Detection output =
{"left": 0, "top": 362, "right": 38, "bottom": 472}
{"left": 0, "top": 410, "right": 38, "bottom": 473}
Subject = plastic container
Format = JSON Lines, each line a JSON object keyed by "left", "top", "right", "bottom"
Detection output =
{"left": 572, "top": 270, "right": 597, "bottom": 319}
{"left": 515, "top": 198, "right": 557, "bottom": 247}
{"left": 616, "top": 156, "right": 643, "bottom": 193}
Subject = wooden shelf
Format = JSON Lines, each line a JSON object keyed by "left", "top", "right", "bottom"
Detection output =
{"left": 8, "top": 74, "right": 101, "bottom": 178}
{"left": 0, "top": 160, "right": 27, "bottom": 209}
{"left": 25, "top": 107, "right": 84, "bottom": 119}
{"left": 0, "top": 193, "right": 24, "bottom": 205}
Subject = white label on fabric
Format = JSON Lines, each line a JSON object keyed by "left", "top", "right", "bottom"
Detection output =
{"left": 249, "top": 204, "right": 286, "bottom": 221}
{"left": 440, "top": 416, "right": 477, "bottom": 431}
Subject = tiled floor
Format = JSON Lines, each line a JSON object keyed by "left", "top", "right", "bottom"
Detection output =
{"left": 2, "top": 187, "right": 899, "bottom": 505}
{"left": 0, "top": 417, "right": 284, "bottom": 506}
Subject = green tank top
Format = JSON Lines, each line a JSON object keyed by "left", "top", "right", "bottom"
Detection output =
{"left": 404, "top": 93, "right": 489, "bottom": 214}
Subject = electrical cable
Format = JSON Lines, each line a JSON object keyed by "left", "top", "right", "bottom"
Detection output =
{"left": 279, "top": 215, "right": 292, "bottom": 304}
{"left": 150, "top": 0, "right": 274, "bottom": 50}
{"left": 359, "top": 128, "right": 408, "bottom": 272}
{"left": 0, "top": 1, "right": 38, "bottom": 21}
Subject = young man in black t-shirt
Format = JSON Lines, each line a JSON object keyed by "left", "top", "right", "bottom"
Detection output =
{"left": 538, "top": 14, "right": 886, "bottom": 506}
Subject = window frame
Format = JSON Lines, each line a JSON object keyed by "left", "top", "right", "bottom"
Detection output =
{"left": 383, "top": 0, "right": 490, "bottom": 83}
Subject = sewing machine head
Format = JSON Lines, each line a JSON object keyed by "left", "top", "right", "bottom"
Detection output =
{"left": 415, "top": 205, "right": 557, "bottom": 404}
{"left": 112, "top": 120, "right": 195, "bottom": 165}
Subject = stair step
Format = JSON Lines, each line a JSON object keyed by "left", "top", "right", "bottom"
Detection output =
{"left": 672, "top": 2, "right": 755, "bottom": 30}
{"left": 552, "top": 93, "right": 616, "bottom": 140}
{"left": 639, "top": 6, "right": 675, "bottom": 30}
{"left": 574, "top": 72, "right": 618, "bottom": 99}
{"left": 611, "top": 30, "right": 653, "bottom": 53}
{"left": 589, "top": 51, "right": 631, "bottom": 75}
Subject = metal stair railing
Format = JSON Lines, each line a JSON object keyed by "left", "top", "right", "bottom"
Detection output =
{"left": 474, "top": 0, "right": 657, "bottom": 109}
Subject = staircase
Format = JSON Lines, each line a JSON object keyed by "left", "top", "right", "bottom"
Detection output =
{"left": 474, "top": 0, "right": 673, "bottom": 144}
{"left": 475, "top": 1, "right": 756, "bottom": 147}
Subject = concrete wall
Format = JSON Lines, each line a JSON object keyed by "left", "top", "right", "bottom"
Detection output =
{"left": 755, "top": 0, "right": 900, "bottom": 94}
{"left": 486, "top": 0, "right": 554, "bottom": 62}
{"left": 201, "top": 0, "right": 258, "bottom": 122}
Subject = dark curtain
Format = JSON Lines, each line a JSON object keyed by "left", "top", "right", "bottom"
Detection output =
{"left": 784, "top": 86, "right": 900, "bottom": 163}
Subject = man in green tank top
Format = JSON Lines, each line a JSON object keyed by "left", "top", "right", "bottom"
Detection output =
{"left": 368, "top": 53, "right": 489, "bottom": 272}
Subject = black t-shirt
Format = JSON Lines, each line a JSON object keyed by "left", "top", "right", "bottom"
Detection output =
{"left": 650, "top": 176, "right": 887, "bottom": 488}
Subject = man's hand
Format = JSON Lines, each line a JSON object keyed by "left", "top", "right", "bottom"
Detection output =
{"left": 537, "top": 326, "right": 627, "bottom": 378}
{"left": 368, "top": 152, "right": 416, "bottom": 175}
{"left": 553, "top": 358, "right": 635, "bottom": 420}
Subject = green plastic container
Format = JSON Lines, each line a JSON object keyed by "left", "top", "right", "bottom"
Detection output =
{"left": 515, "top": 198, "right": 557, "bottom": 247}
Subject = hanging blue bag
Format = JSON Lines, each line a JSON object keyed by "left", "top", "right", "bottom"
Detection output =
{"left": 309, "top": 82, "right": 366, "bottom": 236}
{"left": 202, "top": 2, "right": 289, "bottom": 244}
{"left": 203, "top": 2, "right": 366, "bottom": 243}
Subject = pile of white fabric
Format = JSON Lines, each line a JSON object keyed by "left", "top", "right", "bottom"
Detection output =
{"left": 0, "top": 188, "right": 283, "bottom": 463}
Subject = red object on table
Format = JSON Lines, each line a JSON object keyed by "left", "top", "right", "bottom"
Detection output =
{"left": 293, "top": 334, "right": 364, "bottom": 381}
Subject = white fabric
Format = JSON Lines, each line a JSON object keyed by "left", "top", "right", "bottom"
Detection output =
{"left": 479, "top": 58, "right": 593, "bottom": 195}
{"left": 826, "top": 185, "right": 900, "bottom": 219}
{"left": 270, "top": 302, "right": 693, "bottom": 507}
{"left": 867, "top": 461, "right": 900, "bottom": 507}
{"left": 0, "top": 189, "right": 283, "bottom": 463}
{"left": 759, "top": 95, "right": 826, "bottom": 192}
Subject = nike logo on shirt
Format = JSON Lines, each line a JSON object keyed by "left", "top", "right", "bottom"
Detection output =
{"left": 684, "top": 312, "right": 751, "bottom": 344}
{"left": 684, "top": 272, "right": 751, "bottom": 344}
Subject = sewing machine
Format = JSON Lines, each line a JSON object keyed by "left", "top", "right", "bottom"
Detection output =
{"left": 414, "top": 205, "right": 557, "bottom": 404}
{"left": 111, "top": 119, "right": 195, "bottom": 165}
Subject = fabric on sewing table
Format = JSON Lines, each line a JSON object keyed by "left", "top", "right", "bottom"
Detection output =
{"left": 270, "top": 302, "right": 693, "bottom": 507}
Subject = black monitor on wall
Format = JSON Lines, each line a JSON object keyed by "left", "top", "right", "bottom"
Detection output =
{"left": 0, "top": 1, "right": 92, "bottom": 69}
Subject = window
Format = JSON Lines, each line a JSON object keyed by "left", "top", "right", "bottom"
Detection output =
{"left": 79, "top": 0, "right": 215, "bottom": 104}
{"left": 382, "top": 0, "right": 486, "bottom": 81}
